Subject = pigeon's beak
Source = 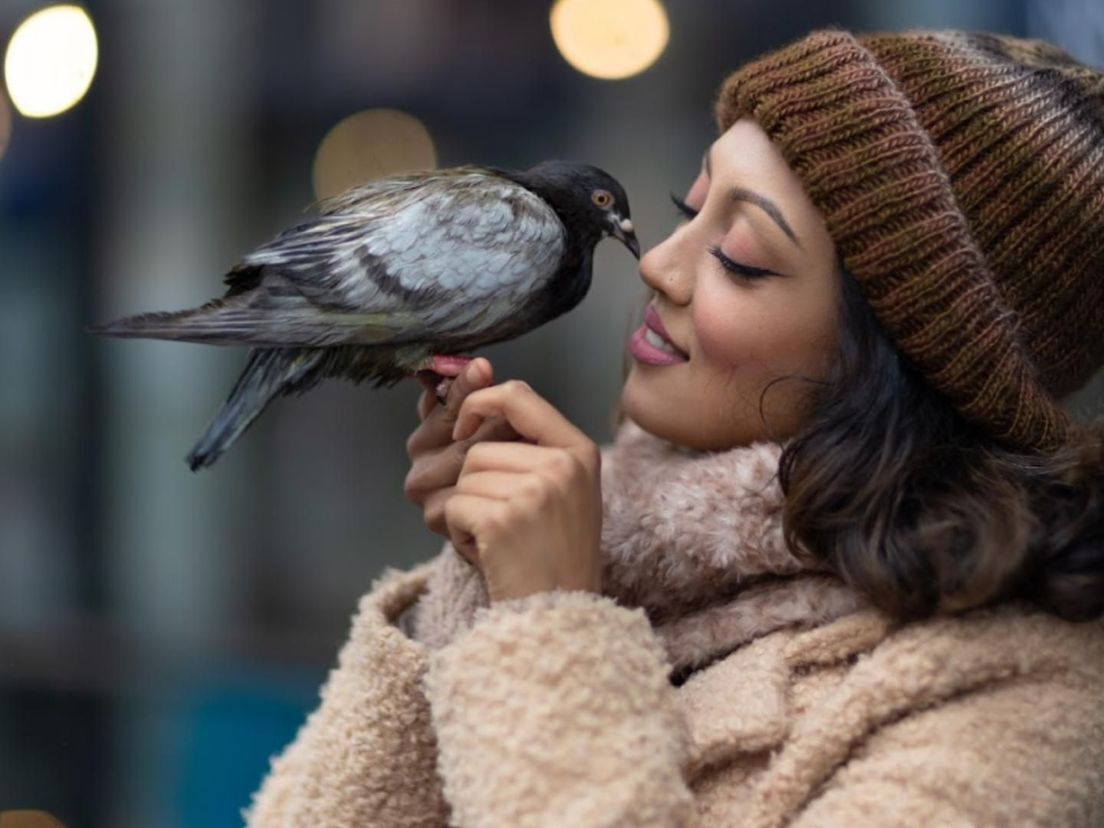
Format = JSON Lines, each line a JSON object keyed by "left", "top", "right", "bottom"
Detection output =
{"left": 608, "top": 213, "right": 641, "bottom": 260}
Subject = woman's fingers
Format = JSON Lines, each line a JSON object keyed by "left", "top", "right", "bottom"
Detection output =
{"left": 415, "top": 374, "right": 441, "bottom": 421}
{"left": 417, "top": 358, "right": 491, "bottom": 423}
{"left": 454, "top": 470, "right": 523, "bottom": 501}
{"left": 404, "top": 415, "right": 520, "bottom": 505}
{"left": 423, "top": 487, "right": 454, "bottom": 536}
{"left": 445, "top": 358, "right": 490, "bottom": 418}
{"left": 408, "top": 358, "right": 493, "bottom": 454}
{"left": 442, "top": 439, "right": 605, "bottom": 599}
{"left": 453, "top": 380, "right": 587, "bottom": 448}
{"left": 458, "top": 440, "right": 568, "bottom": 475}
{"left": 442, "top": 493, "right": 496, "bottom": 565}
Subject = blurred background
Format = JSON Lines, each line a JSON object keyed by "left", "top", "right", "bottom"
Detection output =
{"left": 0, "top": 0, "right": 1101, "bottom": 825}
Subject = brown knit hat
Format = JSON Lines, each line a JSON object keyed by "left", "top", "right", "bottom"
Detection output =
{"left": 715, "top": 29, "right": 1104, "bottom": 454}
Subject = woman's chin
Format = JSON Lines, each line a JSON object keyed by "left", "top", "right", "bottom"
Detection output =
{"left": 619, "top": 373, "right": 682, "bottom": 444}
{"left": 619, "top": 375, "right": 749, "bottom": 452}
{"left": 617, "top": 370, "right": 646, "bottom": 423}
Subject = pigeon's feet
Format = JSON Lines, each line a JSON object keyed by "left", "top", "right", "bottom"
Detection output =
{"left": 414, "top": 354, "right": 475, "bottom": 405}
{"left": 424, "top": 354, "right": 474, "bottom": 378}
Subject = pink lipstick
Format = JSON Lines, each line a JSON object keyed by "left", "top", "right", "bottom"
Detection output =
{"left": 629, "top": 306, "right": 689, "bottom": 366}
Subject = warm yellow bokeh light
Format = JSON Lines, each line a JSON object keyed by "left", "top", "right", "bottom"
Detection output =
{"left": 0, "top": 93, "right": 11, "bottom": 163}
{"left": 0, "top": 810, "right": 68, "bottom": 828}
{"left": 312, "top": 108, "right": 437, "bottom": 202}
{"left": 550, "top": 0, "right": 669, "bottom": 80}
{"left": 4, "top": 5, "right": 98, "bottom": 118}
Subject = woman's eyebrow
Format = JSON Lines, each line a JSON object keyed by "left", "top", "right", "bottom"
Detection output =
{"left": 703, "top": 146, "right": 803, "bottom": 249}
{"left": 729, "top": 187, "right": 802, "bottom": 249}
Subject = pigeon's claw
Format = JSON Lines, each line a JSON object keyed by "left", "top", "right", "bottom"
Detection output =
{"left": 422, "top": 354, "right": 475, "bottom": 378}
{"left": 413, "top": 355, "right": 476, "bottom": 406}
{"left": 434, "top": 377, "right": 452, "bottom": 406}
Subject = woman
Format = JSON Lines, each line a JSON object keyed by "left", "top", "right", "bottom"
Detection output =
{"left": 244, "top": 29, "right": 1104, "bottom": 827}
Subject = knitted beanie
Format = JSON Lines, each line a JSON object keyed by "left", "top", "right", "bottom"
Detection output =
{"left": 715, "top": 29, "right": 1104, "bottom": 454}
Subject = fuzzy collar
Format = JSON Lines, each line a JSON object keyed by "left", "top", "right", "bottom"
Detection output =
{"left": 409, "top": 418, "right": 870, "bottom": 681}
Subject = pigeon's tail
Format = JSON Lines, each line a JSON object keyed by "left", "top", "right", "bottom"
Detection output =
{"left": 186, "top": 347, "right": 325, "bottom": 471}
{"left": 87, "top": 296, "right": 265, "bottom": 346}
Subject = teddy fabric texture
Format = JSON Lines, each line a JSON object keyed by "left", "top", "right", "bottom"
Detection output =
{"left": 242, "top": 417, "right": 1104, "bottom": 827}
{"left": 715, "top": 28, "right": 1104, "bottom": 454}
{"left": 407, "top": 418, "right": 870, "bottom": 684}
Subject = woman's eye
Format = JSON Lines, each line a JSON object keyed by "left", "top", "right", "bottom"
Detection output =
{"left": 670, "top": 192, "right": 697, "bottom": 220}
{"left": 708, "top": 245, "right": 774, "bottom": 281}
{"left": 670, "top": 190, "right": 776, "bottom": 281}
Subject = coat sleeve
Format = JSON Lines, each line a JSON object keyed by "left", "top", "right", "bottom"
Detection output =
{"left": 241, "top": 563, "right": 450, "bottom": 828}
{"left": 422, "top": 588, "right": 701, "bottom": 828}
{"left": 786, "top": 656, "right": 1104, "bottom": 827}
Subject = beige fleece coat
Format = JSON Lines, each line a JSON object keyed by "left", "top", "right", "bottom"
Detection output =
{"left": 242, "top": 422, "right": 1104, "bottom": 827}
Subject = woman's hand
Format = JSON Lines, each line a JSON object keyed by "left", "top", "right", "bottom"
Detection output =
{"left": 444, "top": 380, "right": 603, "bottom": 604}
{"left": 404, "top": 358, "right": 522, "bottom": 538}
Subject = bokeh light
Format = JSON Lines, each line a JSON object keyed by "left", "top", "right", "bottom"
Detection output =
{"left": 3, "top": 5, "right": 98, "bottom": 118}
{"left": 0, "top": 92, "right": 10, "bottom": 163}
{"left": 312, "top": 108, "right": 437, "bottom": 202}
{"left": 0, "top": 810, "right": 68, "bottom": 828}
{"left": 549, "top": 0, "right": 669, "bottom": 80}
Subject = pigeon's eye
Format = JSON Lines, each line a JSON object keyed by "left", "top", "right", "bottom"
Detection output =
{"left": 591, "top": 189, "right": 614, "bottom": 209}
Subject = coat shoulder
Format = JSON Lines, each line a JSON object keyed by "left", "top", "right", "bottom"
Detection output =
{"left": 689, "top": 602, "right": 1104, "bottom": 827}
{"left": 850, "top": 600, "right": 1104, "bottom": 686}
{"left": 780, "top": 604, "right": 1104, "bottom": 826}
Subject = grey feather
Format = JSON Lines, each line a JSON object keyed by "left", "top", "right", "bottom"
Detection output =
{"left": 87, "top": 160, "right": 638, "bottom": 469}
{"left": 237, "top": 170, "right": 566, "bottom": 340}
{"left": 186, "top": 348, "right": 325, "bottom": 470}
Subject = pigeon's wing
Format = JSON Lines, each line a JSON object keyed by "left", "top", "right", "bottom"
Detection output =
{"left": 221, "top": 169, "right": 566, "bottom": 347}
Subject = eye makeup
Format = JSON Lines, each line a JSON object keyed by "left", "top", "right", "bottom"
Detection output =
{"left": 670, "top": 191, "right": 697, "bottom": 220}
{"left": 670, "top": 192, "right": 775, "bottom": 281}
{"left": 707, "top": 245, "right": 773, "bottom": 280}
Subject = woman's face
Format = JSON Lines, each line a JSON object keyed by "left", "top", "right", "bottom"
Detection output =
{"left": 619, "top": 117, "right": 840, "bottom": 451}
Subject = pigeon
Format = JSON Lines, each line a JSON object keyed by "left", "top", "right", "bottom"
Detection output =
{"left": 87, "top": 160, "right": 640, "bottom": 471}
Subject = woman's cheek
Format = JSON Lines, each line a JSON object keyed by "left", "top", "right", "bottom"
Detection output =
{"left": 692, "top": 285, "right": 761, "bottom": 370}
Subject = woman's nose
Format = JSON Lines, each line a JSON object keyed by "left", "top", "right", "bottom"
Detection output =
{"left": 639, "top": 232, "right": 692, "bottom": 306}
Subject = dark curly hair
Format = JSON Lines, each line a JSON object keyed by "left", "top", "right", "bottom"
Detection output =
{"left": 776, "top": 258, "right": 1104, "bottom": 622}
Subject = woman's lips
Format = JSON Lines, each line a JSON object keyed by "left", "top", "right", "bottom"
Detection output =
{"left": 629, "top": 306, "right": 689, "bottom": 366}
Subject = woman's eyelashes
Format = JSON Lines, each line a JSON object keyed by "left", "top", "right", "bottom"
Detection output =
{"left": 670, "top": 191, "right": 774, "bottom": 281}
{"left": 708, "top": 245, "right": 774, "bottom": 280}
{"left": 670, "top": 191, "right": 697, "bottom": 220}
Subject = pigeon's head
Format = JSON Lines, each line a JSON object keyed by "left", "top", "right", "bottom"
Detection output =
{"left": 518, "top": 161, "right": 641, "bottom": 260}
